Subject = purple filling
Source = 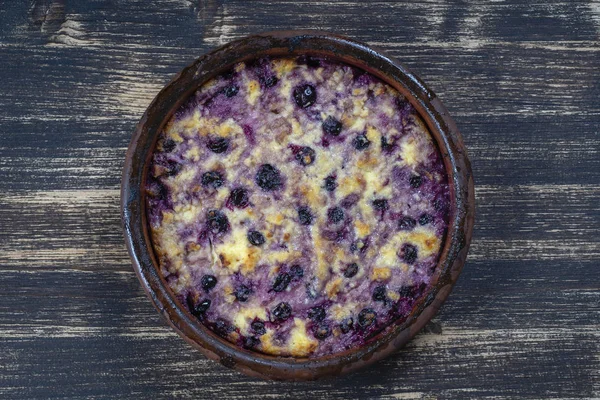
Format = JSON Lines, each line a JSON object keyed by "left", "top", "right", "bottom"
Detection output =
{"left": 146, "top": 56, "right": 450, "bottom": 357}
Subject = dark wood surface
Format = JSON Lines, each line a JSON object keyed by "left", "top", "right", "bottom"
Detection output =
{"left": 1, "top": 1, "right": 599, "bottom": 398}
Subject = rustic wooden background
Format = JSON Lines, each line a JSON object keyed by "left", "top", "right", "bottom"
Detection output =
{"left": 1, "top": 0, "right": 599, "bottom": 398}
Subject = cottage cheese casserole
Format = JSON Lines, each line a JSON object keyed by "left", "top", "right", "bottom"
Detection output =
{"left": 145, "top": 56, "right": 450, "bottom": 358}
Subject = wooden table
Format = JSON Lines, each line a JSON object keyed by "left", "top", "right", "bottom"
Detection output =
{"left": 1, "top": 1, "right": 598, "bottom": 398}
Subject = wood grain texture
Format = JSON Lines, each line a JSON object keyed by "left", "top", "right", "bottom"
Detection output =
{"left": 0, "top": 0, "right": 598, "bottom": 398}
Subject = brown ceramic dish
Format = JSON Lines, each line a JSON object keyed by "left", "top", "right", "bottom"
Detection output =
{"left": 121, "top": 31, "right": 474, "bottom": 380}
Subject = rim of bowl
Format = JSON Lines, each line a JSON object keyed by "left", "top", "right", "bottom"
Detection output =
{"left": 121, "top": 30, "right": 475, "bottom": 381}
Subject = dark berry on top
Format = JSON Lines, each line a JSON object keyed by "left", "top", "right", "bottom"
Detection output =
{"left": 147, "top": 181, "right": 167, "bottom": 200}
{"left": 207, "top": 137, "right": 229, "bottom": 153}
{"left": 322, "top": 116, "right": 342, "bottom": 136}
{"left": 247, "top": 230, "right": 266, "bottom": 246}
{"left": 295, "top": 146, "right": 316, "bottom": 166}
{"left": 410, "top": 175, "right": 422, "bottom": 188}
{"left": 372, "top": 199, "right": 389, "bottom": 211}
{"left": 201, "top": 171, "right": 224, "bottom": 188}
{"left": 206, "top": 210, "right": 229, "bottom": 234}
{"left": 214, "top": 319, "right": 232, "bottom": 337}
{"left": 353, "top": 133, "right": 371, "bottom": 150}
{"left": 297, "top": 206, "right": 313, "bottom": 225}
{"left": 290, "top": 265, "right": 304, "bottom": 279}
{"left": 344, "top": 263, "right": 359, "bottom": 278}
{"left": 191, "top": 299, "right": 211, "bottom": 318}
{"left": 255, "top": 164, "right": 282, "bottom": 191}
{"left": 340, "top": 317, "right": 354, "bottom": 334}
{"left": 324, "top": 175, "right": 337, "bottom": 192}
{"left": 272, "top": 272, "right": 292, "bottom": 292}
{"left": 201, "top": 275, "right": 217, "bottom": 291}
{"left": 162, "top": 138, "right": 176, "bottom": 153}
{"left": 164, "top": 161, "right": 182, "bottom": 176}
{"left": 313, "top": 323, "right": 331, "bottom": 340}
{"left": 263, "top": 75, "right": 278, "bottom": 88}
{"left": 273, "top": 302, "right": 292, "bottom": 321}
{"left": 228, "top": 188, "right": 249, "bottom": 208}
{"left": 328, "top": 207, "right": 344, "bottom": 223}
{"left": 223, "top": 85, "right": 239, "bottom": 97}
{"left": 251, "top": 320, "right": 266, "bottom": 336}
{"left": 358, "top": 308, "right": 377, "bottom": 328}
{"left": 234, "top": 285, "right": 251, "bottom": 302}
{"left": 293, "top": 84, "right": 316, "bottom": 108}
{"left": 381, "top": 136, "right": 393, "bottom": 152}
{"left": 243, "top": 336, "right": 260, "bottom": 349}
{"left": 419, "top": 213, "right": 434, "bottom": 225}
{"left": 372, "top": 285, "right": 387, "bottom": 302}
{"left": 398, "top": 285, "right": 414, "bottom": 298}
{"left": 401, "top": 243, "right": 418, "bottom": 264}
{"left": 308, "top": 306, "right": 326, "bottom": 322}
{"left": 398, "top": 216, "right": 417, "bottom": 231}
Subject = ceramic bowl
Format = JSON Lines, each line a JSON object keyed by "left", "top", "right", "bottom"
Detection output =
{"left": 121, "top": 30, "right": 474, "bottom": 380}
